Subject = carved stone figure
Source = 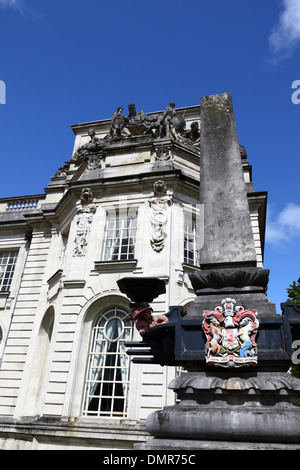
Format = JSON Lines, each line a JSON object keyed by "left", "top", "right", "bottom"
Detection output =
{"left": 126, "top": 301, "right": 168, "bottom": 333}
{"left": 179, "top": 121, "right": 200, "bottom": 147}
{"left": 69, "top": 103, "right": 200, "bottom": 169}
{"left": 126, "top": 104, "right": 150, "bottom": 135}
{"left": 155, "top": 102, "right": 177, "bottom": 139}
{"left": 53, "top": 163, "right": 70, "bottom": 178}
{"left": 72, "top": 129, "right": 107, "bottom": 165}
{"left": 153, "top": 180, "right": 167, "bottom": 197}
{"left": 108, "top": 107, "right": 131, "bottom": 140}
{"left": 202, "top": 298, "right": 259, "bottom": 368}
{"left": 79, "top": 188, "right": 94, "bottom": 205}
{"left": 126, "top": 302, "right": 154, "bottom": 334}
{"left": 72, "top": 188, "right": 96, "bottom": 257}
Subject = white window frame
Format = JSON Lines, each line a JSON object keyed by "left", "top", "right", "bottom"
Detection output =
{"left": 0, "top": 250, "right": 19, "bottom": 292}
{"left": 102, "top": 211, "right": 137, "bottom": 262}
{"left": 183, "top": 211, "right": 201, "bottom": 267}
{"left": 82, "top": 307, "right": 134, "bottom": 418}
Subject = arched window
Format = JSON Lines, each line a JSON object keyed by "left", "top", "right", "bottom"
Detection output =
{"left": 82, "top": 307, "right": 133, "bottom": 418}
{"left": 23, "top": 306, "right": 55, "bottom": 416}
{"left": 0, "top": 325, "right": 3, "bottom": 357}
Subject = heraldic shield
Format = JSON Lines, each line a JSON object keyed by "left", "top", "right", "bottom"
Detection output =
{"left": 202, "top": 298, "right": 259, "bottom": 368}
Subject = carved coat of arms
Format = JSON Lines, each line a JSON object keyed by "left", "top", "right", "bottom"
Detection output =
{"left": 202, "top": 298, "right": 259, "bottom": 368}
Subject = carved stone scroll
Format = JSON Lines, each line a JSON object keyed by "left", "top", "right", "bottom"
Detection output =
{"left": 149, "top": 181, "right": 171, "bottom": 252}
{"left": 72, "top": 188, "right": 96, "bottom": 257}
{"left": 154, "top": 142, "right": 172, "bottom": 162}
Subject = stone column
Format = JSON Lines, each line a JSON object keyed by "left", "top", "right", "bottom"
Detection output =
{"left": 134, "top": 94, "right": 300, "bottom": 450}
{"left": 199, "top": 93, "right": 257, "bottom": 269}
{"left": 138, "top": 371, "right": 300, "bottom": 450}
{"left": 187, "top": 92, "right": 276, "bottom": 317}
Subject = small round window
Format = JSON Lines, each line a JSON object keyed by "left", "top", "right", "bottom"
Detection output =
{"left": 104, "top": 317, "right": 124, "bottom": 342}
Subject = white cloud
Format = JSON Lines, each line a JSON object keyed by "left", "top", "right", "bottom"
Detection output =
{"left": 0, "top": 0, "right": 41, "bottom": 19}
{"left": 0, "top": 0, "right": 24, "bottom": 12}
{"left": 277, "top": 203, "right": 300, "bottom": 228}
{"left": 269, "top": 0, "right": 300, "bottom": 57}
{"left": 266, "top": 202, "right": 300, "bottom": 245}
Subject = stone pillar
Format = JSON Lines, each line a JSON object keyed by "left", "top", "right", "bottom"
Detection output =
{"left": 186, "top": 93, "right": 276, "bottom": 317}
{"left": 199, "top": 93, "right": 257, "bottom": 269}
{"left": 134, "top": 94, "right": 300, "bottom": 451}
{"left": 138, "top": 371, "right": 300, "bottom": 450}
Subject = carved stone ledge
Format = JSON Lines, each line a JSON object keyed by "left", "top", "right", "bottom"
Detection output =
{"left": 169, "top": 371, "right": 300, "bottom": 396}
{"left": 63, "top": 279, "right": 86, "bottom": 289}
{"left": 140, "top": 370, "right": 300, "bottom": 449}
{"left": 189, "top": 267, "right": 270, "bottom": 294}
{"left": 94, "top": 259, "right": 138, "bottom": 273}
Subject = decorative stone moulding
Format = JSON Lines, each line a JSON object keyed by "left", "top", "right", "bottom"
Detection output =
{"left": 72, "top": 188, "right": 96, "bottom": 257}
{"left": 154, "top": 141, "right": 172, "bottom": 162}
{"left": 189, "top": 267, "right": 270, "bottom": 294}
{"left": 149, "top": 181, "right": 171, "bottom": 253}
{"left": 144, "top": 370, "right": 300, "bottom": 448}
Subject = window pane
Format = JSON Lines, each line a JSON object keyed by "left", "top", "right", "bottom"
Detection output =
{"left": 184, "top": 216, "right": 200, "bottom": 266}
{"left": 102, "top": 212, "right": 137, "bottom": 261}
{"left": 0, "top": 251, "right": 18, "bottom": 292}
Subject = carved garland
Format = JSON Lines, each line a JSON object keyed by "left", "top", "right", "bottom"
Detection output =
{"left": 149, "top": 181, "right": 171, "bottom": 252}
{"left": 72, "top": 188, "right": 96, "bottom": 257}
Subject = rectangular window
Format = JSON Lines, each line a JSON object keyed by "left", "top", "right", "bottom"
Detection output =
{"left": 184, "top": 216, "right": 200, "bottom": 266}
{"left": 0, "top": 251, "right": 18, "bottom": 292}
{"left": 103, "top": 212, "right": 137, "bottom": 261}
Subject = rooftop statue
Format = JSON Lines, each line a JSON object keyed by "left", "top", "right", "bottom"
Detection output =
{"left": 108, "top": 106, "right": 131, "bottom": 140}
{"left": 177, "top": 121, "right": 200, "bottom": 147}
{"left": 144, "top": 102, "right": 187, "bottom": 141}
{"left": 126, "top": 103, "right": 155, "bottom": 135}
{"left": 71, "top": 102, "right": 200, "bottom": 165}
{"left": 155, "top": 101, "right": 177, "bottom": 139}
{"left": 71, "top": 128, "right": 109, "bottom": 164}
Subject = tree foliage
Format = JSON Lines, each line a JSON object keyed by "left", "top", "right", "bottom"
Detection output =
{"left": 287, "top": 278, "right": 300, "bottom": 307}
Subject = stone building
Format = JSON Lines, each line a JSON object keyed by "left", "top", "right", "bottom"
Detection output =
{"left": 0, "top": 98, "right": 266, "bottom": 449}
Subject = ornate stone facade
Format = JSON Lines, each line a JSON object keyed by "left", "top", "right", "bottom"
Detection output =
{"left": 0, "top": 99, "right": 267, "bottom": 450}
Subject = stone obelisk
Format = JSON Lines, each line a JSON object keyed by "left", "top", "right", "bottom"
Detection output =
{"left": 136, "top": 93, "right": 300, "bottom": 450}
{"left": 187, "top": 92, "right": 275, "bottom": 317}
{"left": 199, "top": 93, "right": 256, "bottom": 269}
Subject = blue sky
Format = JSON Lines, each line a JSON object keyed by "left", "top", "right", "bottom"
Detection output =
{"left": 0, "top": 0, "right": 299, "bottom": 312}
